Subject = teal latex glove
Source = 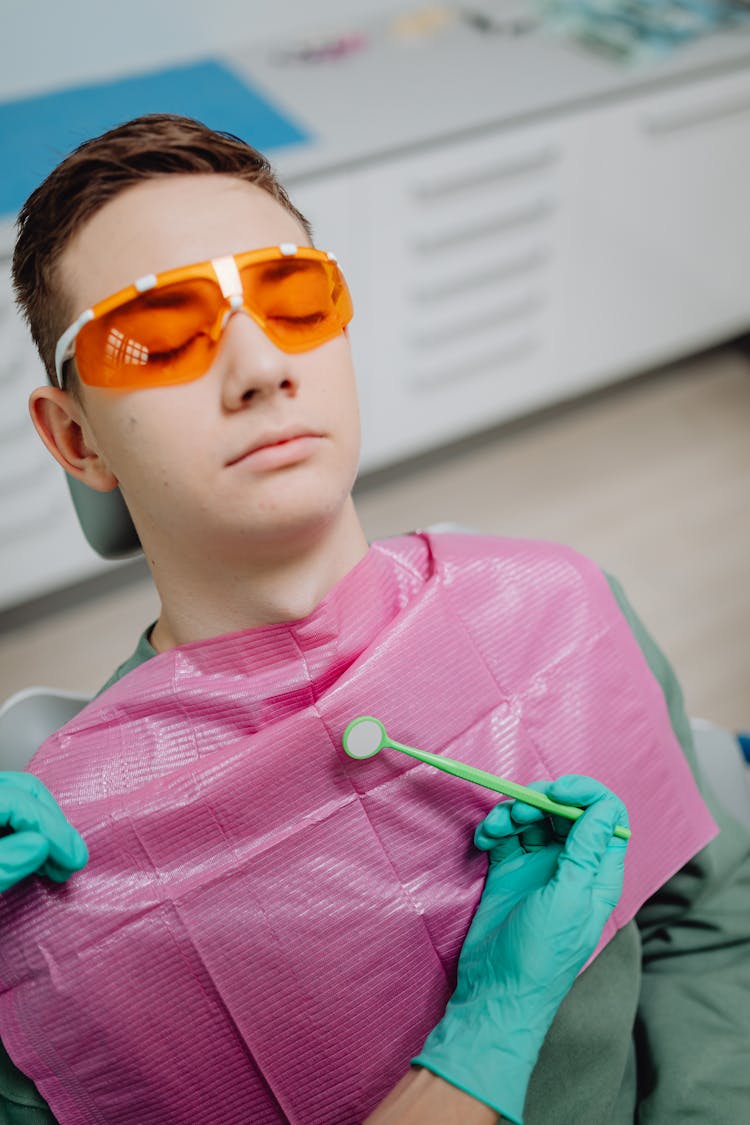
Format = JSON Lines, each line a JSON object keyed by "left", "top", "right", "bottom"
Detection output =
{"left": 413, "top": 774, "right": 629, "bottom": 1124}
{"left": 0, "top": 773, "right": 88, "bottom": 892}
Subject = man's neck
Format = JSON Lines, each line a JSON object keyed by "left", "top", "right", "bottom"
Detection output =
{"left": 147, "top": 499, "right": 370, "bottom": 652}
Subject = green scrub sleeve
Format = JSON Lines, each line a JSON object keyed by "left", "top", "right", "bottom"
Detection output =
{"left": 605, "top": 572, "right": 750, "bottom": 1123}
{"left": 95, "top": 624, "right": 158, "bottom": 697}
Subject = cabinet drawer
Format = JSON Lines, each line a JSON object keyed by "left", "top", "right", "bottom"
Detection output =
{"left": 359, "top": 121, "right": 573, "bottom": 468}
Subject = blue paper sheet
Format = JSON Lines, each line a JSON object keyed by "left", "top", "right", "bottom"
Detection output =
{"left": 0, "top": 59, "right": 311, "bottom": 217}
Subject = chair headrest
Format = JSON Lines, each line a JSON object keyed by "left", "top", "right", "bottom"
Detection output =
{"left": 66, "top": 475, "right": 142, "bottom": 561}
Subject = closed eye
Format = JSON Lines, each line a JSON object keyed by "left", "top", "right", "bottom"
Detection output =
{"left": 267, "top": 312, "right": 328, "bottom": 326}
{"left": 147, "top": 335, "right": 202, "bottom": 363}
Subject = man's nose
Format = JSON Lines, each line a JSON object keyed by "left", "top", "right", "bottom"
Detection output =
{"left": 217, "top": 308, "right": 299, "bottom": 408}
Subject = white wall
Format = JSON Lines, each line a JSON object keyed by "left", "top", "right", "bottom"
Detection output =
{"left": 0, "top": 0, "right": 400, "bottom": 101}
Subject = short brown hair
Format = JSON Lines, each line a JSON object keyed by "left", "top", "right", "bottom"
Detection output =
{"left": 12, "top": 113, "right": 313, "bottom": 393}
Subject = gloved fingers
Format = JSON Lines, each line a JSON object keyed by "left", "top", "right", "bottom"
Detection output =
{"left": 467, "top": 843, "right": 564, "bottom": 941}
{"left": 474, "top": 781, "right": 555, "bottom": 849}
{"left": 506, "top": 783, "right": 572, "bottom": 843}
{"left": 43, "top": 817, "right": 88, "bottom": 876}
{"left": 503, "top": 840, "right": 562, "bottom": 893}
{"left": 507, "top": 781, "right": 573, "bottom": 843}
{"left": 508, "top": 780, "right": 555, "bottom": 826}
{"left": 546, "top": 833, "right": 627, "bottom": 943}
{"left": 474, "top": 800, "right": 526, "bottom": 860}
{"left": 588, "top": 832, "right": 628, "bottom": 913}
{"left": 478, "top": 782, "right": 574, "bottom": 859}
{"left": 548, "top": 775, "right": 629, "bottom": 835}
{"left": 0, "top": 779, "right": 88, "bottom": 875}
{"left": 39, "top": 857, "right": 81, "bottom": 884}
{"left": 547, "top": 773, "right": 627, "bottom": 818}
{"left": 474, "top": 809, "right": 551, "bottom": 862}
{"left": 0, "top": 772, "right": 64, "bottom": 815}
{"left": 0, "top": 832, "right": 50, "bottom": 892}
{"left": 550, "top": 776, "right": 629, "bottom": 885}
{"left": 514, "top": 821, "right": 554, "bottom": 852}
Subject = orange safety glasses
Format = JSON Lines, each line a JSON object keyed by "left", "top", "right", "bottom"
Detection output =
{"left": 54, "top": 244, "right": 354, "bottom": 390}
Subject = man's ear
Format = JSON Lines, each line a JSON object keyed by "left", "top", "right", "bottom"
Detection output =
{"left": 28, "top": 386, "right": 118, "bottom": 493}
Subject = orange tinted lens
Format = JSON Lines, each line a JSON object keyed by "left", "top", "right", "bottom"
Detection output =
{"left": 239, "top": 257, "right": 353, "bottom": 352}
{"left": 76, "top": 279, "right": 223, "bottom": 388}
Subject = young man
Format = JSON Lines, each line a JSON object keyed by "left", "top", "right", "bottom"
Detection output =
{"left": 4, "top": 114, "right": 749, "bottom": 1124}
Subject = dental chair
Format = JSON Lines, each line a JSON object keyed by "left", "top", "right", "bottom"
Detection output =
{"left": 1, "top": 486, "right": 749, "bottom": 829}
{"left": 0, "top": 478, "right": 141, "bottom": 770}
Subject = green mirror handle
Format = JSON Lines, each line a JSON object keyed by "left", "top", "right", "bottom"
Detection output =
{"left": 388, "top": 737, "right": 631, "bottom": 841}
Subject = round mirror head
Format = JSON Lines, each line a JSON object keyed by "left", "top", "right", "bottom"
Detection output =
{"left": 342, "top": 716, "right": 387, "bottom": 760}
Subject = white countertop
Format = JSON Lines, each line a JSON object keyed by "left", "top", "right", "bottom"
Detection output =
{"left": 226, "top": 5, "right": 750, "bottom": 181}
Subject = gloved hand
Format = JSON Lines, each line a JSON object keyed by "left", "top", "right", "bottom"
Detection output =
{"left": 413, "top": 774, "right": 629, "bottom": 1124}
{"left": 0, "top": 773, "right": 88, "bottom": 892}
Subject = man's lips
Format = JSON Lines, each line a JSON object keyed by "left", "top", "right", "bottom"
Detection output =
{"left": 227, "top": 430, "right": 324, "bottom": 470}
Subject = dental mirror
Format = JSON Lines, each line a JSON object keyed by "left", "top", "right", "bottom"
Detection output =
{"left": 342, "top": 716, "right": 631, "bottom": 840}
{"left": 341, "top": 716, "right": 388, "bottom": 759}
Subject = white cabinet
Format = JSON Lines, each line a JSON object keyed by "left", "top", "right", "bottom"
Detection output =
{"left": 558, "top": 68, "right": 750, "bottom": 392}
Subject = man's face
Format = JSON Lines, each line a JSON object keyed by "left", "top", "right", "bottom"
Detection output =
{"left": 55, "top": 174, "right": 362, "bottom": 556}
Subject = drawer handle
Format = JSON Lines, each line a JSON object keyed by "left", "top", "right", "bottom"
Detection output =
{"left": 409, "top": 335, "right": 539, "bottom": 389}
{"left": 644, "top": 90, "right": 750, "bottom": 135}
{"left": 412, "top": 145, "right": 560, "bottom": 200}
{"left": 410, "top": 292, "right": 545, "bottom": 349}
{"left": 412, "top": 198, "right": 555, "bottom": 254}
{"left": 411, "top": 247, "right": 550, "bottom": 302}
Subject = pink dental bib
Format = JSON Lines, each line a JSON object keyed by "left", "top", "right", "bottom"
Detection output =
{"left": 0, "top": 533, "right": 716, "bottom": 1124}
